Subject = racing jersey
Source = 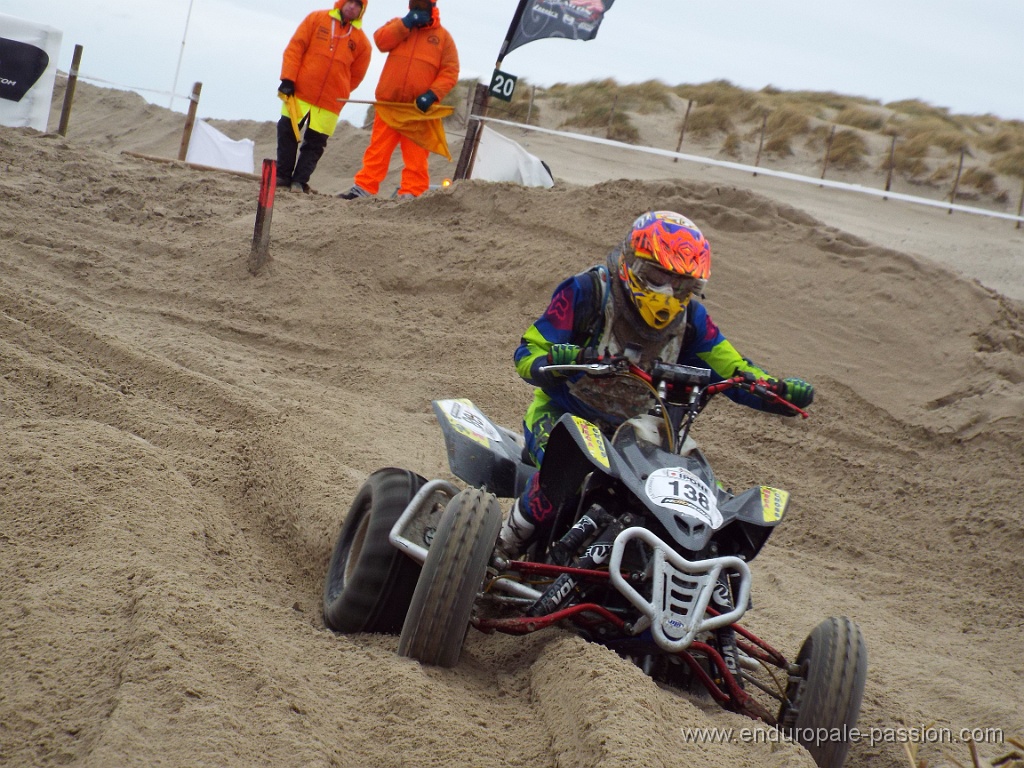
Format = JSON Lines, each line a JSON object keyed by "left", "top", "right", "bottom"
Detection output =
{"left": 514, "top": 262, "right": 785, "bottom": 434}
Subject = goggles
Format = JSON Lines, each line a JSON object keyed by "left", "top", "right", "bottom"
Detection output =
{"left": 633, "top": 260, "right": 701, "bottom": 299}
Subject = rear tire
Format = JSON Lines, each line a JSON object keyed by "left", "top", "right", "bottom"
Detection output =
{"left": 778, "top": 616, "right": 868, "bottom": 768}
{"left": 397, "top": 488, "right": 502, "bottom": 667}
{"left": 322, "top": 468, "right": 426, "bottom": 634}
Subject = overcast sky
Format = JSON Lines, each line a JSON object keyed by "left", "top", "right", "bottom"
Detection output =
{"left": 4, "top": 0, "right": 1023, "bottom": 128}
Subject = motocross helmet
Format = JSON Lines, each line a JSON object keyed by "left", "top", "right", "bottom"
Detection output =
{"left": 617, "top": 211, "right": 711, "bottom": 329}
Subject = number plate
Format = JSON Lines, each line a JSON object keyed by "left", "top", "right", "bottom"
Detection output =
{"left": 488, "top": 68, "right": 518, "bottom": 102}
{"left": 644, "top": 467, "right": 723, "bottom": 529}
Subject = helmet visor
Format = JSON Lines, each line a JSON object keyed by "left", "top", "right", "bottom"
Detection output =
{"left": 633, "top": 260, "right": 701, "bottom": 299}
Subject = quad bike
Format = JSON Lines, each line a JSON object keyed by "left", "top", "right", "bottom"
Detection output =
{"left": 323, "top": 356, "right": 868, "bottom": 768}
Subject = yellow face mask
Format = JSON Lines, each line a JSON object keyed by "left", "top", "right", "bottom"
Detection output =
{"left": 620, "top": 258, "right": 693, "bottom": 329}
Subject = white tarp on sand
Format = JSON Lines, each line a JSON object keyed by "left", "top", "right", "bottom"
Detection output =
{"left": 470, "top": 124, "right": 554, "bottom": 188}
{"left": 185, "top": 119, "right": 255, "bottom": 174}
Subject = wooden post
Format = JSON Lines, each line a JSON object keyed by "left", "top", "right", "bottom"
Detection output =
{"left": 820, "top": 125, "right": 836, "bottom": 184}
{"left": 454, "top": 82, "right": 490, "bottom": 181}
{"left": 883, "top": 134, "right": 897, "bottom": 200}
{"left": 177, "top": 82, "right": 202, "bottom": 161}
{"left": 524, "top": 84, "right": 536, "bottom": 126}
{"left": 673, "top": 100, "right": 693, "bottom": 163}
{"left": 605, "top": 94, "right": 618, "bottom": 139}
{"left": 948, "top": 147, "right": 965, "bottom": 214}
{"left": 57, "top": 44, "right": 84, "bottom": 137}
{"left": 752, "top": 112, "right": 768, "bottom": 176}
{"left": 248, "top": 159, "right": 276, "bottom": 275}
{"left": 463, "top": 83, "right": 474, "bottom": 127}
{"left": 1016, "top": 178, "right": 1024, "bottom": 230}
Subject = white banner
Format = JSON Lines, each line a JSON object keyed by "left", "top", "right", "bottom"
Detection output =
{"left": 185, "top": 120, "right": 255, "bottom": 175}
{"left": 471, "top": 125, "right": 554, "bottom": 188}
{"left": 0, "top": 14, "right": 63, "bottom": 132}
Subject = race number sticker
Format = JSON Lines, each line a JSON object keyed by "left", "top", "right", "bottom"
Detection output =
{"left": 759, "top": 486, "right": 789, "bottom": 522}
{"left": 570, "top": 415, "right": 609, "bottom": 468}
{"left": 437, "top": 399, "right": 501, "bottom": 447}
{"left": 644, "top": 467, "right": 723, "bottom": 529}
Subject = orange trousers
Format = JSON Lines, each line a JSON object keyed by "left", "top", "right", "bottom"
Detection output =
{"left": 353, "top": 114, "right": 431, "bottom": 197}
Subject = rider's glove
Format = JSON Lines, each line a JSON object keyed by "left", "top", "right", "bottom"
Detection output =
{"left": 415, "top": 90, "right": 438, "bottom": 113}
{"left": 278, "top": 79, "right": 296, "bottom": 96}
{"left": 547, "top": 343, "right": 581, "bottom": 366}
{"left": 402, "top": 9, "right": 432, "bottom": 28}
{"left": 780, "top": 377, "right": 814, "bottom": 408}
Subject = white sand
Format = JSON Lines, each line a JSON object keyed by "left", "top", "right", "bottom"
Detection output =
{"left": 1, "top": 80, "right": 1023, "bottom": 768}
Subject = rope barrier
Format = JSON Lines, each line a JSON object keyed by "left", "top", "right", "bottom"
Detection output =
{"left": 58, "top": 71, "right": 184, "bottom": 101}
{"left": 475, "top": 115, "right": 1024, "bottom": 225}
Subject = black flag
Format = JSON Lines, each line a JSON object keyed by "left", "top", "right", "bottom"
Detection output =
{"left": 501, "top": 0, "right": 616, "bottom": 60}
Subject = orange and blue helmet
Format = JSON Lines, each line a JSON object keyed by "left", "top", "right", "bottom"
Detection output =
{"left": 617, "top": 211, "right": 711, "bottom": 329}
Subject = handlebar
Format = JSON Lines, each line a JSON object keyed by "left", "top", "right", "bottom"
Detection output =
{"left": 707, "top": 371, "right": 809, "bottom": 418}
{"left": 538, "top": 355, "right": 809, "bottom": 418}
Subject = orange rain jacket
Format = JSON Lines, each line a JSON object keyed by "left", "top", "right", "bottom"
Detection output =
{"left": 372, "top": 6, "right": 459, "bottom": 104}
{"left": 281, "top": 0, "right": 372, "bottom": 115}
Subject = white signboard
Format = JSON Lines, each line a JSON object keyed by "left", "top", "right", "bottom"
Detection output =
{"left": 0, "top": 14, "right": 63, "bottom": 132}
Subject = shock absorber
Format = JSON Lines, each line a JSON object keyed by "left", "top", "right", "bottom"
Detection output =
{"left": 526, "top": 512, "right": 633, "bottom": 617}
{"left": 575, "top": 513, "right": 630, "bottom": 570}
{"left": 548, "top": 505, "right": 613, "bottom": 566}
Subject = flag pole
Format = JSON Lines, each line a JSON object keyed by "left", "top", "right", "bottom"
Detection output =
{"left": 496, "top": 0, "right": 530, "bottom": 68}
{"left": 455, "top": 0, "right": 528, "bottom": 180}
{"left": 170, "top": 0, "right": 197, "bottom": 110}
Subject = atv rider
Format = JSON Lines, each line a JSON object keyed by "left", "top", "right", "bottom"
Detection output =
{"left": 495, "top": 210, "right": 815, "bottom": 560}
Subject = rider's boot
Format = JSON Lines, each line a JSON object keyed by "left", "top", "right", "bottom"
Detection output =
{"left": 493, "top": 497, "right": 535, "bottom": 562}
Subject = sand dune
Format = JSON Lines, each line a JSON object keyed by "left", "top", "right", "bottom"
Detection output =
{"left": 2, "top": 83, "right": 1023, "bottom": 768}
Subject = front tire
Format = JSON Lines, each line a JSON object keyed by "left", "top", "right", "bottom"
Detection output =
{"left": 778, "top": 616, "right": 868, "bottom": 768}
{"left": 397, "top": 488, "right": 502, "bottom": 667}
{"left": 322, "top": 468, "right": 426, "bottom": 634}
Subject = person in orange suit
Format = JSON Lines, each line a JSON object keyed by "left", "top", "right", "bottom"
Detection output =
{"left": 338, "top": 0, "right": 459, "bottom": 200}
{"left": 277, "top": 0, "right": 372, "bottom": 193}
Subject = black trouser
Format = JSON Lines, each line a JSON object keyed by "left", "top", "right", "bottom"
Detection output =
{"left": 275, "top": 116, "right": 329, "bottom": 186}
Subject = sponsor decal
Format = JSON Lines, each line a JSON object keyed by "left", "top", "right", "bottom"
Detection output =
{"left": 570, "top": 415, "right": 609, "bottom": 468}
{"left": 438, "top": 399, "right": 501, "bottom": 448}
{"left": 582, "top": 543, "right": 612, "bottom": 565}
{"left": 759, "top": 486, "right": 789, "bottom": 522}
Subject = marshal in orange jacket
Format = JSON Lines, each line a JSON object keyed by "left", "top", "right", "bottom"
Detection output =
{"left": 281, "top": 0, "right": 372, "bottom": 115}
{"left": 372, "top": 9, "right": 459, "bottom": 104}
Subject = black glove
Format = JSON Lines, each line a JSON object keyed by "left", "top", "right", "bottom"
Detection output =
{"left": 278, "top": 79, "right": 295, "bottom": 96}
{"left": 415, "top": 90, "right": 438, "bottom": 113}
{"left": 401, "top": 8, "right": 431, "bottom": 28}
{"left": 780, "top": 378, "right": 814, "bottom": 408}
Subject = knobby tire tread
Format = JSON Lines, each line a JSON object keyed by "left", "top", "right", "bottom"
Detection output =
{"left": 398, "top": 488, "right": 502, "bottom": 668}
